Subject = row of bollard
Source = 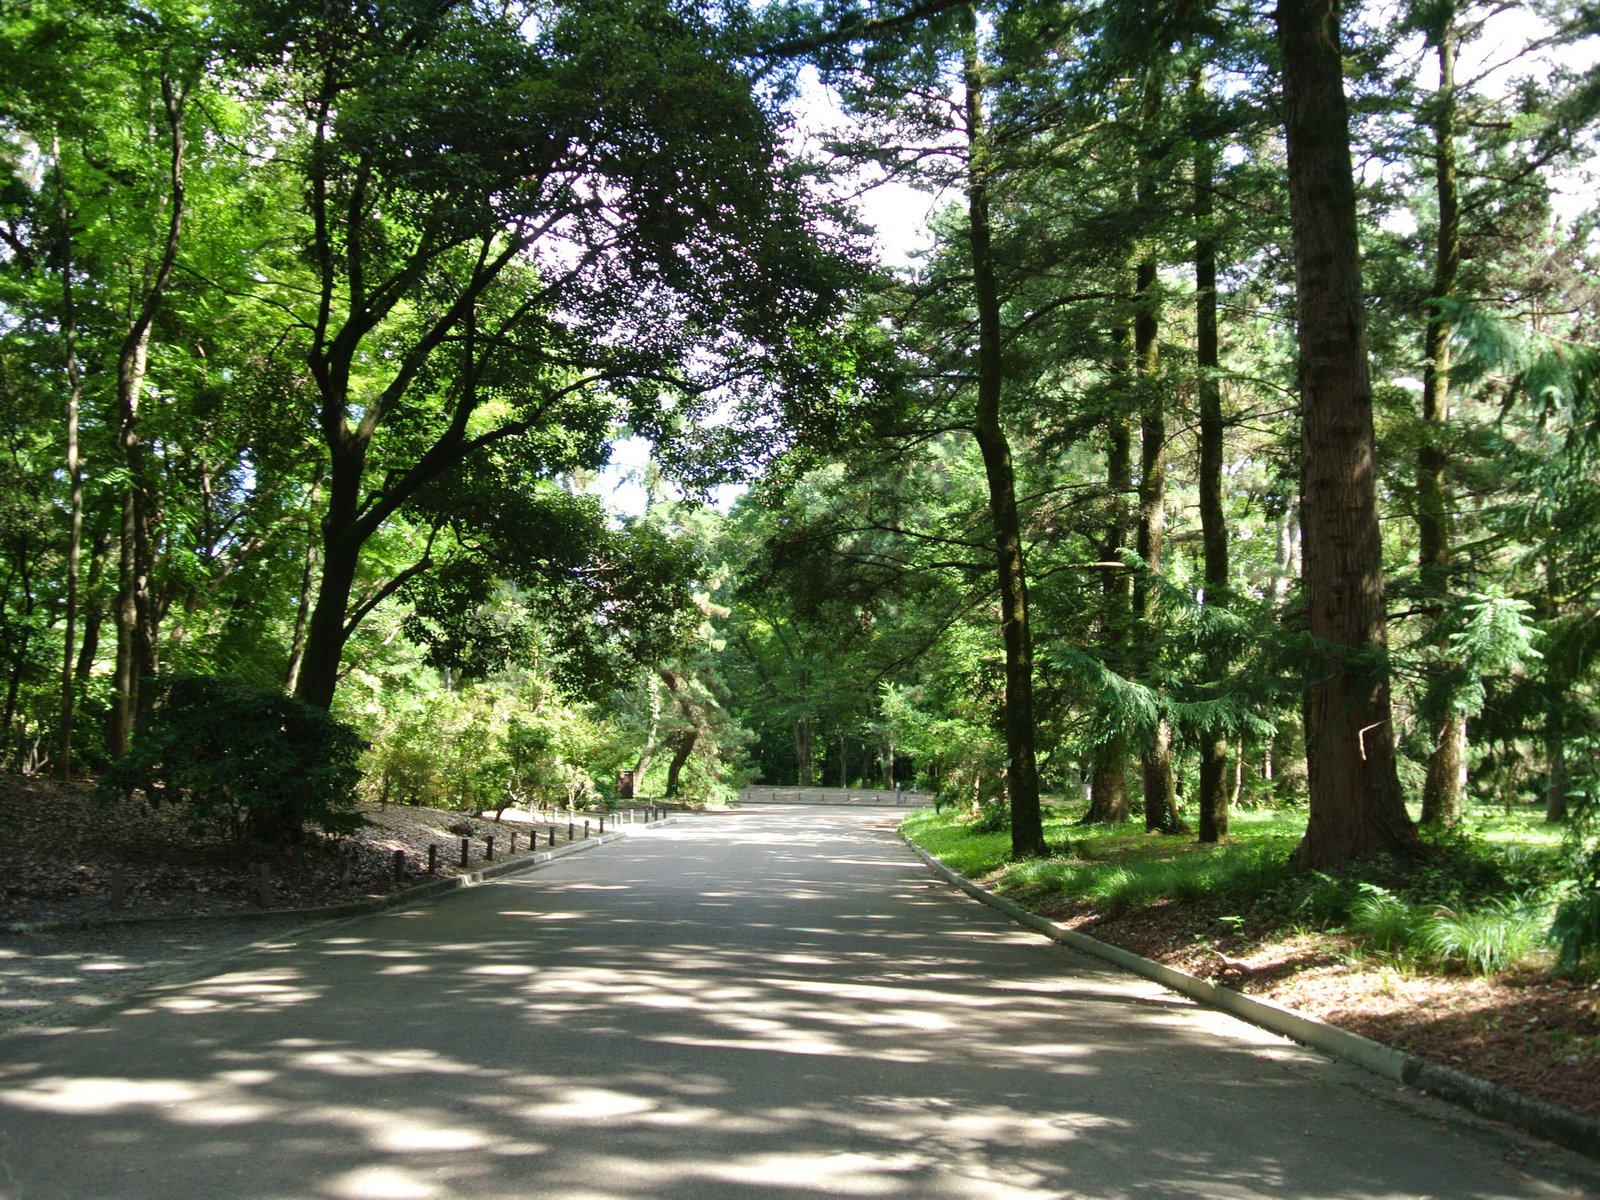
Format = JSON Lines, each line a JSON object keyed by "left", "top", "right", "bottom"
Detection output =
{"left": 108, "top": 805, "right": 671, "bottom": 909}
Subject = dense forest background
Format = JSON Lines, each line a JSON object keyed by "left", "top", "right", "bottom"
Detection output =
{"left": 2, "top": 0, "right": 1598, "bottom": 906}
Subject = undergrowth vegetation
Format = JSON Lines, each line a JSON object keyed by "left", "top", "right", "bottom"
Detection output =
{"left": 901, "top": 802, "right": 1577, "bottom": 978}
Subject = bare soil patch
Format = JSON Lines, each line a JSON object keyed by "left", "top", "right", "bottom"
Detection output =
{"left": 0, "top": 773, "right": 612, "bottom": 926}
{"left": 0, "top": 774, "right": 661, "bottom": 1027}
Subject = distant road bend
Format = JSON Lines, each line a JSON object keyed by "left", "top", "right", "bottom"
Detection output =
{"left": 1, "top": 804, "right": 1596, "bottom": 1199}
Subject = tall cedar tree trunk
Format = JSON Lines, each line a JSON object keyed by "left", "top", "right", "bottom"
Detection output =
{"left": 962, "top": 5, "right": 1047, "bottom": 858}
{"left": 110, "top": 73, "right": 186, "bottom": 755}
{"left": 1278, "top": 0, "right": 1424, "bottom": 868}
{"left": 54, "top": 137, "right": 85, "bottom": 780}
{"left": 1134, "top": 255, "right": 1180, "bottom": 833}
{"left": 1194, "top": 85, "right": 1231, "bottom": 842}
{"left": 1132, "top": 75, "right": 1183, "bottom": 834}
{"left": 1085, "top": 412, "right": 1133, "bottom": 823}
{"left": 1418, "top": 19, "right": 1465, "bottom": 826}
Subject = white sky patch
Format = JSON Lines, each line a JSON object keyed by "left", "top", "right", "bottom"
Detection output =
{"left": 790, "top": 67, "right": 944, "bottom": 270}
{"left": 1377, "top": 3, "right": 1600, "bottom": 224}
{"left": 593, "top": 435, "right": 746, "bottom": 519}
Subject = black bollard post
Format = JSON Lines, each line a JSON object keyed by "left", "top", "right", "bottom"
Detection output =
{"left": 599, "top": 815, "right": 606, "bottom": 835}
{"left": 510, "top": 831, "right": 518, "bottom": 854}
{"left": 567, "top": 818, "right": 574, "bottom": 841}
{"left": 110, "top": 865, "right": 127, "bottom": 908}
{"left": 485, "top": 835, "right": 494, "bottom": 862}
{"left": 460, "top": 837, "right": 469, "bottom": 868}
{"left": 584, "top": 820, "right": 591, "bottom": 839}
{"left": 548, "top": 825, "right": 555, "bottom": 847}
{"left": 428, "top": 844, "right": 438, "bottom": 875}
{"left": 392, "top": 849, "right": 405, "bottom": 883}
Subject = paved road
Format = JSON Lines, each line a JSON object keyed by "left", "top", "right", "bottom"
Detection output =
{"left": 2, "top": 807, "right": 1596, "bottom": 1199}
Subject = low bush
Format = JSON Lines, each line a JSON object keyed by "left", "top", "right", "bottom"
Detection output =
{"left": 99, "top": 676, "right": 367, "bottom": 844}
{"left": 1424, "top": 897, "right": 1549, "bottom": 975}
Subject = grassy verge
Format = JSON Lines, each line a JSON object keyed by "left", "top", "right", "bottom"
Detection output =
{"left": 901, "top": 802, "right": 1572, "bottom": 977}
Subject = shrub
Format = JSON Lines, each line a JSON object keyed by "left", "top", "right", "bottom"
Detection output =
{"left": 1551, "top": 751, "right": 1600, "bottom": 976}
{"left": 1348, "top": 884, "right": 1426, "bottom": 953}
{"left": 99, "top": 676, "right": 366, "bottom": 844}
{"left": 1423, "top": 896, "right": 1548, "bottom": 975}
{"left": 1551, "top": 888, "right": 1600, "bottom": 977}
{"left": 970, "top": 798, "right": 1010, "bottom": 834}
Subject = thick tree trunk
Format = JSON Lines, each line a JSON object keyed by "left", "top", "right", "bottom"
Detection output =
{"left": 282, "top": 476, "right": 323, "bottom": 696}
{"left": 293, "top": 421, "right": 377, "bottom": 710}
{"left": 1196, "top": 146, "right": 1231, "bottom": 840}
{"left": 794, "top": 716, "right": 813, "bottom": 786}
{"left": 657, "top": 667, "right": 705, "bottom": 800}
{"left": 1418, "top": 21, "right": 1464, "bottom": 827}
{"left": 293, "top": 525, "right": 363, "bottom": 711}
{"left": 1278, "top": 0, "right": 1423, "bottom": 868}
{"left": 963, "top": 4, "right": 1046, "bottom": 858}
{"left": 1194, "top": 77, "right": 1231, "bottom": 843}
{"left": 1087, "top": 740, "right": 1130, "bottom": 823}
{"left": 664, "top": 729, "right": 698, "bottom": 798}
{"left": 1544, "top": 724, "right": 1568, "bottom": 823}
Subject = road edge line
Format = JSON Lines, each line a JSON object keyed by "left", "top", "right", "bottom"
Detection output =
{"left": 901, "top": 833, "right": 1600, "bottom": 1162}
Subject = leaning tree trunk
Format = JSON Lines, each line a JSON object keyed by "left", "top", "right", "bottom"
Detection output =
{"left": 963, "top": 4, "right": 1046, "bottom": 858}
{"left": 1278, "top": 0, "right": 1424, "bottom": 869}
{"left": 664, "top": 729, "right": 699, "bottom": 799}
{"left": 1418, "top": 17, "right": 1465, "bottom": 827}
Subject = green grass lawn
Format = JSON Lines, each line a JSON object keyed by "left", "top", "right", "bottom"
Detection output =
{"left": 901, "top": 800, "right": 1574, "bottom": 976}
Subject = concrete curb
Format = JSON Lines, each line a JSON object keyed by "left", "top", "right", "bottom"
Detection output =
{"left": 4, "top": 816, "right": 679, "bottom": 936}
{"left": 902, "top": 835, "right": 1600, "bottom": 1162}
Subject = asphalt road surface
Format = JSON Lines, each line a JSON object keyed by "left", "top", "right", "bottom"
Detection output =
{"left": 2, "top": 806, "right": 1597, "bottom": 1199}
